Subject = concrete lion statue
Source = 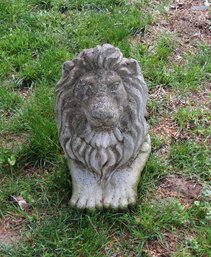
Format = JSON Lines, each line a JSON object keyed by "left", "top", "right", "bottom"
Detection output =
{"left": 55, "top": 44, "right": 151, "bottom": 210}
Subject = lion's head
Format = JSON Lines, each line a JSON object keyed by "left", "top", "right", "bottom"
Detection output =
{"left": 55, "top": 44, "right": 148, "bottom": 181}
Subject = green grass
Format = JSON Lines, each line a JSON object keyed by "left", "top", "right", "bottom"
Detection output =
{"left": 132, "top": 36, "right": 211, "bottom": 89}
{"left": 0, "top": 87, "right": 23, "bottom": 115}
{"left": 0, "top": 0, "right": 211, "bottom": 256}
{"left": 173, "top": 106, "right": 210, "bottom": 138}
{"left": 169, "top": 142, "right": 210, "bottom": 180}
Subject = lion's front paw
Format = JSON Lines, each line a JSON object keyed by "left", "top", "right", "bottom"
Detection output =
{"left": 69, "top": 185, "right": 103, "bottom": 210}
{"left": 103, "top": 182, "right": 136, "bottom": 209}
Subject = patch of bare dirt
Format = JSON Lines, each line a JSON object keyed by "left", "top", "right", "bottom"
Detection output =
{"left": 149, "top": 87, "right": 179, "bottom": 157}
{"left": 101, "top": 231, "right": 139, "bottom": 257}
{"left": 132, "top": 0, "right": 210, "bottom": 64}
{"left": 151, "top": 117, "right": 178, "bottom": 139}
{"left": 144, "top": 231, "right": 177, "bottom": 257}
{"left": 149, "top": 85, "right": 210, "bottom": 147}
{"left": 149, "top": 81, "right": 210, "bottom": 115}
{"left": 169, "top": 0, "right": 211, "bottom": 44}
{"left": 173, "top": 87, "right": 210, "bottom": 137}
{"left": 185, "top": 84, "right": 211, "bottom": 111}
{"left": 150, "top": 117, "right": 177, "bottom": 158}
{"left": 23, "top": 165, "right": 48, "bottom": 177}
{"left": 0, "top": 132, "right": 28, "bottom": 149}
{"left": 0, "top": 216, "right": 23, "bottom": 246}
{"left": 144, "top": 229, "right": 198, "bottom": 257}
{"left": 0, "top": 229, "right": 19, "bottom": 246}
{"left": 149, "top": 86, "right": 184, "bottom": 117}
{"left": 156, "top": 174, "right": 202, "bottom": 207}
{"left": 149, "top": 90, "right": 176, "bottom": 157}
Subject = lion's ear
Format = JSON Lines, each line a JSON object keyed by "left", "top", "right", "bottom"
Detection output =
{"left": 118, "top": 58, "right": 140, "bottom": 76}
{"left": 127, "top": 59, "right": 141, "bottom": 74}
{"left": 62, "top": 61, "right": 74, "bottom": 78}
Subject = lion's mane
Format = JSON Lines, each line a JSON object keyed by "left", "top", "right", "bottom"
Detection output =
{"left": 55, "top": 44, "right": 148, "bottom": 181}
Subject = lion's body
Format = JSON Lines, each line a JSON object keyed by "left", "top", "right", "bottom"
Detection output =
{"left": 55, "top": 44, "right": 151, "bottom": 209}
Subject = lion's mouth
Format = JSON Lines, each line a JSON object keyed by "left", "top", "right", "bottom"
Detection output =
{"left": 80, "top": 126, "right": 123, "bottom": 149}
{"left": 89, "top": 120, "right": 118, "bottom": 130}
{"left": 84, "top": 110, "right": 119, "bottom": 129}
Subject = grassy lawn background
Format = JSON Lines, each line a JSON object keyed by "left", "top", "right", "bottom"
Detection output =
{"left": 0, "top": 0, "right": 210, "bottom": 256}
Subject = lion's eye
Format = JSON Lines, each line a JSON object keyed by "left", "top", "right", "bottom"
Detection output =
{"left": 75, "top": 83, "right": 93, "bottom": 100}
{"left": 111, "top": 82, "right": 120, "bottom": 92}
{"left": 80, "top": 84, "right": 93, "bottom": 100}
{"left": 85, "top": 86, "right": 93, "bottom": 97}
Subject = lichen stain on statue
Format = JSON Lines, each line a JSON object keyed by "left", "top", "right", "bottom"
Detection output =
{"left": 55, "top": 44, "right": 151, "bottom": 210}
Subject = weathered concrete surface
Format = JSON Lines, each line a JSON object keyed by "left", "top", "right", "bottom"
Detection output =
{"left": 55, "top": 44, "right": 151, "bottom": 209}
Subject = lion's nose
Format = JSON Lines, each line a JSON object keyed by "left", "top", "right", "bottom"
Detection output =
{"left": 90, "top": 96, "right": 119, "bottom": 127}
{"left": 92, "top": 109, "right": 113, "bottom": 121}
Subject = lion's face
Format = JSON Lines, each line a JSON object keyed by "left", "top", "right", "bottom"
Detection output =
{"left": 74, "top": 69, "right": 127, "bottom": 129}
{"left": 55, "top": 44, "right": 148, "bottom": 181}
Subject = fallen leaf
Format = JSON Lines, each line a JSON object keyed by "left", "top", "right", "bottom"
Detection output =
{"left": 11, "top": 196, "right": 28, "bottom": 210}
